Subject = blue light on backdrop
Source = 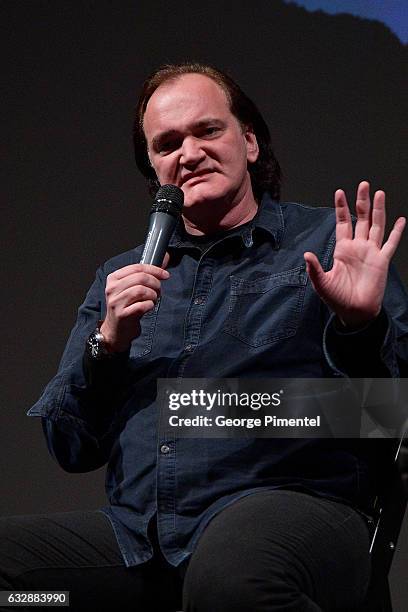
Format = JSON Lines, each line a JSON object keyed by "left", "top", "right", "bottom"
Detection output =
{"left": 285, "top": 0, "right": 407, "bottom": 43}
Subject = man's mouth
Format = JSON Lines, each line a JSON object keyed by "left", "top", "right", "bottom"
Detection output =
{"left": 182, "top": 170, "right": 214, "bottom": 185}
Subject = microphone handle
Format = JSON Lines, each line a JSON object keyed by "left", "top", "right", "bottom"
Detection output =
{"left": 140, "top": 212, "right": 177, "bottom": 266}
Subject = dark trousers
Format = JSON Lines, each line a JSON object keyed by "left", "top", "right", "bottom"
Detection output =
{"left": 0, "top": 491, "right": 371, "bottom": 611}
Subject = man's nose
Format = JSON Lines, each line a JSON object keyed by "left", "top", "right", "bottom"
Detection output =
{"left": 180, "top": 136, "right": 205, "bottom": 166}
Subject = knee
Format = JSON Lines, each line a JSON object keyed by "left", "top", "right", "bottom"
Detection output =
{"left": 182, "top": 542, "right": 299, "bottom": 612}
{"left": 182, "top": 558, "right": 252, "bottom": 612}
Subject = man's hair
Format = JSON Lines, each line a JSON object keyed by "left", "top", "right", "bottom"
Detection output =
{"left": 133, "top": 62, "right": 281, "bottom": 201}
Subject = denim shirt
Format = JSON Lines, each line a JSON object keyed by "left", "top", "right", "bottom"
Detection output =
{"left": 27, "top": 193, "right": 408, "bottom": 567}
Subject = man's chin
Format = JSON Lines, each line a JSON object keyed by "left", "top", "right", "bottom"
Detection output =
{"left": 182, "top": 185, "right": 227, "bottom": 208}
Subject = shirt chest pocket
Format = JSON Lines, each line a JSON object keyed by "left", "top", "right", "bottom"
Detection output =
{"left": 223, "top": 266, "right": 308, "bottom": 347}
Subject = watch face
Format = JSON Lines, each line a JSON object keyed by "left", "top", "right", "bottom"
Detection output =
{"left": 89, "top": 334, "right": 100, "bottom": 358}
{"left": 87, "top": 330, "right": 107, "bottom": 359}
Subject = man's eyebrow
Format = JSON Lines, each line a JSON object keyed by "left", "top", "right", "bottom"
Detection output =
{"left": 150, "top": 118, "right": 225, "bottom": 148}
{"left": 151, "top": 130, "right": 178, "bottom": 149}
{"left": 193, "top": 117, "right": 224, "bottom": 128}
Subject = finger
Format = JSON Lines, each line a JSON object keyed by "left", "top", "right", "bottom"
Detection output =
{"left": 368, "top": 190, "right": 386, "bottom": 246}
{"left": 123, "top": 299, "right": 156, "bottom": 318}
{"left": 123, "top": 285, "right": 159, "bottom": 307}
{"left": 354, "top": 181, "right": 371, "bottom": 240}
{"left": 110, "top": 286, "right": 159, "bottom": 310}
{"left": 113, "top": 272, "right": 162, "bottom": 295}
{"left": 381, "top": 217, "right": 406, "bottom": 260}
{"left": 334, "top": 189, "right": 353, "bottom": 241}
{"left": 304, "top": 251, "right": 326, "bottom": 294}
{"left": 111, "top": 263, "right": 170, "bottom": 281}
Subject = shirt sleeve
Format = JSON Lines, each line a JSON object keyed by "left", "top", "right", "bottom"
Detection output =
{"left": 27, "top": 266, "right": 132, "bottom": 473}
{"left": 323, "top": 264, "right": 408, "bottom": 378}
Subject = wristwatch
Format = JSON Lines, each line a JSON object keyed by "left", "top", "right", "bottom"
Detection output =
{"left": 86, "top": 326, "right": 112, "bottom": 360}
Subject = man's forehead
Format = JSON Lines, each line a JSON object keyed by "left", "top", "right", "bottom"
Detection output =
{"left": 143, "top": 74, "right": 231, "bottom": 135}
{"left": 144, "top": 74, "right": 231, "bottom": 127}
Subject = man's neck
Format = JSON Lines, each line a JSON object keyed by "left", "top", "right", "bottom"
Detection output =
{"left": 182, "top": 188, "right": 258, "bottom": 236}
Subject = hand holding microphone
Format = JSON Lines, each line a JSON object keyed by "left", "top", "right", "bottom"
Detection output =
{"left": 100, "top": 185, "right": 183, "bottom": 353}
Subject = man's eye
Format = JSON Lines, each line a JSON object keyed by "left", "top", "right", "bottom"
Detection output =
{"left": 159, "top": 141, "right": 176, "bottom": 152}
{"left": 157, "top": 137, "right": 183, "bottom": 153}
{"left": 205, "top": 126, "right": 219, "bottom": 135}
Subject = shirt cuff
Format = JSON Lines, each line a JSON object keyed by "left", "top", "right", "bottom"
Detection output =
{"left": 323, "top": 308, "right": 394, "bottom": 377}
{"left": 82, "top": 346, "right": 131, "bottom": 389}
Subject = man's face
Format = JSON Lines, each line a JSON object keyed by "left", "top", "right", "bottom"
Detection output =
{"left": 143, "top": 73, "right": 259, "bottom": 209}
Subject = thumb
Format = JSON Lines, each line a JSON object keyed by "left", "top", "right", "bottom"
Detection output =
{"left": 162, "top": 252, "right": 170, "bottom": 269}
{"left": 304, "top": 251, "right": 326, "bottom": 293}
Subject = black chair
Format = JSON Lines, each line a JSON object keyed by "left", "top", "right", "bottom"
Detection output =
{"left": 361, "top": 424, "right": 408, "bottom": 611}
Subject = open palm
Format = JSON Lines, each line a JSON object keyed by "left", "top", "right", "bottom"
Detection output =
{"left": 304, "top": 182, "right": 406, "bottom": 329}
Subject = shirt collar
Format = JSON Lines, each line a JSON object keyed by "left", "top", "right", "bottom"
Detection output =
{"left": 168, "top": 192, "right": 284, "bottom": 250}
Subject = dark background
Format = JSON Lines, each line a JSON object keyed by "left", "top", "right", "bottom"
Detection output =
{"left": 2, "top": 1, "right": 407, "bottom": 608}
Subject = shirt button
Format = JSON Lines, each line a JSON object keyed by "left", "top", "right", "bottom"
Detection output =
{"left": 194, "top": 297, "right": 204, "bottom": 305}
{"left": 160, "top": 444, "right": 170, "bottom": 454}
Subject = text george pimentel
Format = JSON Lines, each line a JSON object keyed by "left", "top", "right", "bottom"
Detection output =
{"left": 168, "top": 415, "right": 321, "bottom": 428}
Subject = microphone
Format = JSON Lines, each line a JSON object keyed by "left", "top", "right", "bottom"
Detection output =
{"left": 140, "top": 184, "right": 184, "bottom": 266}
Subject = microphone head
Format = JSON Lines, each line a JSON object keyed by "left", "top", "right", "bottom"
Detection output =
{"left": 152, "top": 184, "right": 184, "bottom": 217}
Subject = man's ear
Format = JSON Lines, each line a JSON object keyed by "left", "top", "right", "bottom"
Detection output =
{"left": 245, "top": 130, "right": 259, "bottom": 163}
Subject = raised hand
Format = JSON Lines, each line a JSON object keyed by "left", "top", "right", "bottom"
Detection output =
{"left": 304, "top": 181, "right": 406, "bottom": 329}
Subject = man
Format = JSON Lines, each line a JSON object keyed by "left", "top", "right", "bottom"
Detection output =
{"left": 2, "top": 63, "right": 407, "bottom": 611}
